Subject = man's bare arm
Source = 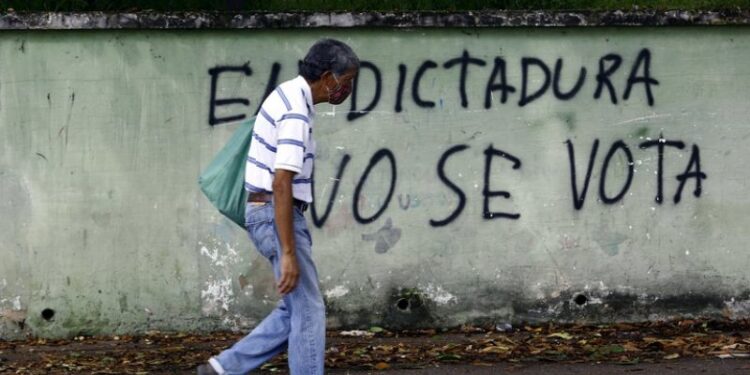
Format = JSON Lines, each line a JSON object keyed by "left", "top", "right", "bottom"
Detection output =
{"left": 272, "top": 169, "right": 300, "bottom": 295}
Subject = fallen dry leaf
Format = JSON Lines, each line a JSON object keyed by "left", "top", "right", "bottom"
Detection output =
{"left": 479, "top": 345, "right": 511, "bottom": 354}
{"left": 374, "top": 361, "right": 390, "bottom": 370}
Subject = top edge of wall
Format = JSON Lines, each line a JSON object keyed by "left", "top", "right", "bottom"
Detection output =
{"left": 0, "top": 10, "right": 748, "bottom": 30}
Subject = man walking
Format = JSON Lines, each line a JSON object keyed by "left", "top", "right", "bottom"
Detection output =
{"left": 198, "top": 39, "right": 359, "bottom": 374}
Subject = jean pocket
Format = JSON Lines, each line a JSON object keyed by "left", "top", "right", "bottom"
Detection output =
{"left": 247, "top": 221, "right": 278, "bottom": 259}
{"left": 245, "top": 203, "right": 271, "bottom": 228}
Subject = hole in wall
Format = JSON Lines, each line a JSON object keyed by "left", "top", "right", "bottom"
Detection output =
{"left": 396, "top": 298, "right": 410, "bottom": 311}
{"left": 574, "top": 294, "right": 588, "bottom": 306}
{"left": 41, "top": 308, "right": 55, "bottom": 321}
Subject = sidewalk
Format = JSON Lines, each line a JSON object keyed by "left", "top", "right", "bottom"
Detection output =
{"left": 1, "top": 319, "right": 749, "bottom": 374}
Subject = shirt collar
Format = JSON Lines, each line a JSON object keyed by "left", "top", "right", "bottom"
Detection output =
{"left": 295, "top": 75, "right": 315, "bottom": 117}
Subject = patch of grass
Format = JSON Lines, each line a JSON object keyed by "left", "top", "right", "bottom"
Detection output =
{"left": 2, "top": 0, "right": 749, "bottom": 12}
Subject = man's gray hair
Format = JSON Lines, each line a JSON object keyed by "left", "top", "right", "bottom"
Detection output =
{"left": 299, "top": 38, "right": 360, "bottom": 81}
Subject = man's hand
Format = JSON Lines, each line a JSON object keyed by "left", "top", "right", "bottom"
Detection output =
{"left": 273, "top": 168, "right": 300, "bottom": 295}
{"left": 278, "top": 253, "right": 300, "bottom": 295}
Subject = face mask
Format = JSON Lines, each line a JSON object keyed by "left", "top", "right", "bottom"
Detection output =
{"left": 326, "top": 75, "right": 352, "bottom": 105}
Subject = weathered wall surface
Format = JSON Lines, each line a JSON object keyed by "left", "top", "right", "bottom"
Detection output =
{"left": 1, "top": 26, "right": 749, "bottom": 339}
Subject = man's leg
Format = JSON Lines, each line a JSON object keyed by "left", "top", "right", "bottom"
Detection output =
{"left": 210, "top": 206, "right": 325, "bottom": 374}
{"left": 211, "top": 205, "right": 292, "bottom": 374}
{"left": 213, "top": 299, "right": 290, "bottom": 374}
{"left": 284, "top": 211, "right": 326, "bottom": 374}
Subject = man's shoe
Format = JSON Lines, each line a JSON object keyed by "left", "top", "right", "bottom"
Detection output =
{"left": 196, "top": 363, "right": 219, "bottom": 375}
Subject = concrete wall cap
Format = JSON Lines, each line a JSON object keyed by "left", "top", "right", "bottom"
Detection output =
{"left": 0, "top": 10, "right": 748, "bottom": 29}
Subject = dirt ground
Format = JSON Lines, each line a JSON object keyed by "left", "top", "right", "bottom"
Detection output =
{"left": 1, "top": 319, "right": 749, "bottom": 374}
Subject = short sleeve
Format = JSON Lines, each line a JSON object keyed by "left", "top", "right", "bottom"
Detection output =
{"left": 274, "top": 113, "right": 310, "bottom": 174}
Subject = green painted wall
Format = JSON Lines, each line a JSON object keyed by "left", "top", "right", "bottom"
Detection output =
{"left": 1, "top": 28, "right": 748, "bottom": 339}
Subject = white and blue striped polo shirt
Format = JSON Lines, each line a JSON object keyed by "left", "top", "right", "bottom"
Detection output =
{"left": 245, "top": 75, "right": 316, "bottom": 203}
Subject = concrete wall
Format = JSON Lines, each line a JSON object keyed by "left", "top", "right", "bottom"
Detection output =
{"left": 1, "top": 25, "right": 749, "bottom": 339}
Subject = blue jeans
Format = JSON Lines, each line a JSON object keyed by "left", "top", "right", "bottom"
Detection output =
{"left": 212, "top": 203, "right": 326, "bottom": 375}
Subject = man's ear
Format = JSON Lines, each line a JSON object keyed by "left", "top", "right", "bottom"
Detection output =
{"left": 319, "top": 70, "right": 335, "bottom": 85}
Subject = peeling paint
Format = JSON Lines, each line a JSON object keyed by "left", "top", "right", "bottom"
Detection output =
{"left": 0, "top": 296, "right": 22, "bottom": 310}
{"left": 201, "top": 276, "right": 234, "bottom": 315}
{"left": 200, "top": 243, "right": 239, "bottom": 268}
{"left": 722, "top": 298, "right": 750, "bottom": 319}
{"left": 418, "top": 284, "right": 457, "bottom": 305}
{"left": 221, "top": 313, "right": 256, "bottom": 332}
{"left": 11, "top": 296, "right": 21, "bottom": 310}
{"left": 325, "top": 285, "right": 350, "bottom": 299}
{"left": 199, "top": 241, "right": 243, "bottom": 316}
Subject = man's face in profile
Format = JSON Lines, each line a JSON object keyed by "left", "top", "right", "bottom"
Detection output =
{"left": 325, "top": 68, "right": 358, "bottom": 105}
